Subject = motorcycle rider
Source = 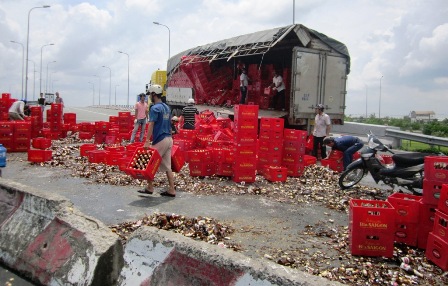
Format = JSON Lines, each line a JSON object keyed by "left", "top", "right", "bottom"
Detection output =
{"left": 323, "top": 135, "right": 364, "bottom": 170}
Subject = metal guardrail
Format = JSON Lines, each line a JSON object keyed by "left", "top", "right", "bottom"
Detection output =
{"left": 385, "top": 129, "right": 448, "bottom": 147}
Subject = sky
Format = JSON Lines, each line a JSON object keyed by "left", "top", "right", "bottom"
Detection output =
{"left": 0, "top": 0, "right": 447, "bottom": 119}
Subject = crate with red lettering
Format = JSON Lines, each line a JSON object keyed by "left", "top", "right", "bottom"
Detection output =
{"left": 283, "top": 140, "right": 305, "bottom": 155}
{"left": 425, "top": 156, "right": 448, "bottom": 182}
{"left": 171, "top": 145, "right": 185, "bottom": 172}
{"left": 88, "top": 150, "right": 108, "bottom": 164}
{"left": 32, "top": 137, "right": 52, "bottom": 149}
{"left": 216, "top": 162, "right": 233, "bottom": 177}
{"left": 187, "top": 149, "right": 212, "bottom": 163}
{"left": 432, "top": 210, "right": 448, "bottom": 242}
{"left": 264, "top": 166, "right": 288, "bottom": 182}
{"left": 189, "top": 162, "right": 215, "bottom": 177}
{"left": 349, "top": 230, "right": 394, "bottom": 257}
{"left": 283, "top": 129, "right": 307, "bottom": 142}
{"left": 425, "top": 232, "right": 448, "bottom": 271}
{"left": 349, "top": 199, "right": 395, "bottom": 234}
{"left": 234, "top": 104, "right": 258, "bottom": 120}
{"left": 387, "top": 193, "right": 421, "bottom": 223}
{"left": 259, "top": 118, "right": 284, "bottom": 132}
{"left": 28, "top": 149, "right": 52, "bottom": 163}
{"left": 439, "top": 184, "right": 448, "bottom": 214}
{"left": 232, "top": 168, "right": 256, "bottom": 183}
{"left": 126, "top": 147, "right": 161, "bottom": 180}
{"left": 282, "top": 162, "right": 305, "bottom": 177}
{"left": 393, "top": 222, "right": 419, "bottom": 246}
{"left": 423, "top": 179, "right": 443, "bottom": 205}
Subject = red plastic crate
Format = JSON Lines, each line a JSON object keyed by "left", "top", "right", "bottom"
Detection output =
{"left": 198, "top": 110, "right": 216, "bottom": 125}
{"left": 282, "top": 162, "right": 305, "bottom": 177}
{"left": 259, "top": 140, "right": 283, "bottom": 154}
{"left": 258, "top": 129, "right": 283, "bottom": 141}
{"left": 433, "top": 210, "right": 448, "bottom": 241}
{"left": 233, "top": 144, "right": 258, "bottom": 157}
{"left": 215, "top": 118, "right": 232, "bottom": 129}
{"left": 419, "top": 201, "right": 437, "bottom": 229}
{"left": 88, "top": 150, "right": 108, "bottom": 164}
{"left": 189, "top": 162, "right": 215, "bottom": 177}
{"left": 79, "top": 132, "right": 94, "bottom": 140}
{"left": 233, "top": 117, "right": 258, "bottom": 133}
{"left": 259, "top": 118, "right": 284, "bottom": 132}
{"left": 14, "top": 122, "right": 31, "bottom": 132}
{"left": 387, "top": 193, "right": 421, "bottom": 223}
{"left": 234, "top": 130, "right": 257, "bottom": 146}
{"left": 258, "top": 151, "right": 282, "bottom": 166}
{"left": 11, "top": 142, "right": 30, "bottom": 152}
{"left": 423, "top": 179, "right": 443, "bottom": 205}
{"left": 107, "top": 151, "right": 125, "bottom": 166}
{"left": 350, "top": 230, "right": 394, "bottom": 257}
{"left": 216, "top": 163, "right": 233, "bottom": 176}
{"left": 234, "top": 155, "right": 257, "bottom": 169}
{"left": 282, "top": 152, "right": 303, "bottom": 165}
{"left": 118, "top": 157, "right": 131, "bottom": 172}
{"left": 418, "top": 224, "right": 434, "bottom": 250}
{"left": 321, "top": 158, "right": 344, "bottom": 173}
{"left": 0, "top": 122, "right": 13, "bottom": 132}
{"left": 264, "top": 166, "right": 287, "bottom": 182}
{"left": 303, "top": 155, "right": 317, "bottom": 166}
{"left": 32, "top": 137, "right": 52, "bottom": 149}
{"left": 282, "top": 140, "right": 305, "bottom": 155}
{"left": 234, "top": 105, "right": 258, "bottom": 121}
{"left": 178, "top": 129, "right": 197, "bottom": 140}
{"left": 393, "top": 222, "right": 419, "bottom": 247}
{"left": 79, "top": 144, "right": 96, "bottom": 157}
{"left": 195, "top": 135, "right": 214, "bottom": 148}
{"left": 327, "top": 150, "right": 343, "bottom": 161}
{"left": 171, "top": 145, "right": 185, "bottom": 172}
{"left": 232, "top": 168, "right": 256, "bottom": 183}
{"left": 283, "top": 129, "right": 307, "bottom": 142}
{"left": 28, "top": 149, "right": 52, "bottom": 163}
{"left": 118, "top": 111, "right": 131, "bottom": 118}
{"left": 211, "top": 148, "right": 234, "bottom": 163}
{"left": 126, "top": 147, "right": 162, "bottom": 180}
{"left": 439, "top": 184, "right": 448, "bottom": 215}
{"left": 349, "top": 199, "right": 395, "bottom": 234}
{"left": 187, "top": 149, "right": 212, "bottom": 163}
{"left": 197, "top": 124, "right": 213, "bottom": 135}
{"left": 425, "top": 232, "right": 448, "bottom": 271}
{"left": 425, "top": 156, "right": 448, "bottom": 182}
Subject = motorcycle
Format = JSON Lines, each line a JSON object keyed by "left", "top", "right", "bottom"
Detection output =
{"left": 338, "top": 131, "right": 432, "bottom": 194}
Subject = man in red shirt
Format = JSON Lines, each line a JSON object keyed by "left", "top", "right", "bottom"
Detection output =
{"left": 130, "top": 93, "right": 149, "bottom": 143}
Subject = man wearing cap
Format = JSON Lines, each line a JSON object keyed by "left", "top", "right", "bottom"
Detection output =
{"left": 182, "top": 98, "right": 199, "bottom": 130}
{"left": 171, "top": 116, "right": 179, "bottom": 134}
{"left": 130, "top": 93, "right": 149, "bottom": 143}
{"left": 312, "top": 104, "right": 331, "bottom": 160}
{"left": 323, "top": 136, "right": 364, "bottom": 170}
{"left": 8, "top": 100, "right": 27, "bottom": 121}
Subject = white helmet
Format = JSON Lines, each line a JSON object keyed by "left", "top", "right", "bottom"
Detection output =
{"left": 187, "top": 98, "right": 195, "bottom": 104}
{"left": 149, "top": 84, "right": 163, "bottom": 95}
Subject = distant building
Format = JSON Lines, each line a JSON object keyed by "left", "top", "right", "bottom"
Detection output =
{"left": 409, "top": 111, "right": 435, "bottom": 122}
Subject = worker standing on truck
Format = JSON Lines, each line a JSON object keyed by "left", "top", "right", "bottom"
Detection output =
{"left": 269, "top": 70, "right": 285, "bottom": 111}
{"left": 312, "top": 104, "right": 331, "bottom": 160}
{"left": 182, "top": 98, "right": 199, "bottom": 130}
{"left": 130, "top": 93, "right": 149, "bottom": 143}
{"left": 239, "top": 68, "right": 250, "bottom": 104}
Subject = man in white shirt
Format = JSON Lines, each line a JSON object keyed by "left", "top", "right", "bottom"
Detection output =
{"left": 312, "top": 104, "right": 331, "bottom": 159}
{"left": 270, "top": 70, "right": 286, "bottom": 110}
{"left": 8, "top": 100, "right": 26, "bottom": 121}
{"left": 239, "top": 68, "right": 250, "bottom": 104}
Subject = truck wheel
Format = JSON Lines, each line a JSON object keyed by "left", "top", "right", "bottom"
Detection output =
{"left": 338, "top": 167, "right": 364, "bottom": 190}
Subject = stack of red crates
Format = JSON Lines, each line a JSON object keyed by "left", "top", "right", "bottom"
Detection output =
{"left": 28, "top": 106, "right": 43, "bottom": 138}
{"left": 118, "top": 112, "right": 133, "bottom": 141}
{"left": 47, "top": 103, "right": 63, "bottom": 139}
{"left": 257, "top": 118, "right": 286, "bottom": 181}
{"left": 349, "top": 199, "right": 395, "bottom": 257}
{"left": 63, "top": 113, "right": 77, "bottom": 132}
{"left": 321, "top": 150, "right": 344, "bottom": 172}
{"left": 281, "top": 129, "right": 308, "bottom": 177}
{"left": 232, "top": 105, "right": 258, "bottom": 183}
{"left": 0, "top": 93, "right": 15, "bottom": 120}
{"left": 94, "top": 121, "right": 110, "bottom": 144}
{"left": 423, "top": 156, "right": 448, "bottom": 270}
{"left": 387, "top": 193, "right": 421, "bottom": 247}
{"left": 28, "top": 137, "right": 52, "bottom": 163}
{"left": 419, "top": 156, "right": 448, "bottom": 250}
{"left": 78, "top": 122, "right": 95, "bottom": 139}
{"left": 12, "top": 122, "right": 31, "bottom": 152}
{"left": 0, "top": 122, "right": 14, "bottom": 151}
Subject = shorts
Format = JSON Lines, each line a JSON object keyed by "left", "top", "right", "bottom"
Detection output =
{"left": 152, "top": 136, "right": 173, "bottom": 173}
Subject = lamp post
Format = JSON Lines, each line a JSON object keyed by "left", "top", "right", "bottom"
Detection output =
{"left": 40, "top": 43, "right": 54, "bottom": 95}
{"left": 379, "top": 75, "right": 383, "bottom": 119}
{"left": 92, "top": 75, "right": 101, "bottom": 105}
{"left": 115, "top": 84, "right": 119, "bottom": 106}
{"left": 293, "top": 0, "right": 295, "bottom": 24}
{"left": 88, "top": 82, "right": 95, "bottom": 106}
{"left": 102, "top": 65, "right": 112, "bottom": 106}
{"left": 153, "top": 22, "right": 170, "bottom": 60}
{"left": 10, "top": 41, "right": 24, "bottom": 100}
{"left": 28, "top": 59, "right": 36, "bottom": 100}
{"left": 25, "top": 5, "right": 51, "bottom": 101}
{"left": 45, "top": 60, "right": 56, "bottom": 95}
{"left": 118, "top": 51, "right": 129, "bottom": 106}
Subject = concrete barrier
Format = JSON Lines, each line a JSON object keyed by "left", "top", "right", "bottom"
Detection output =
{"left": 0, "top": 178, "right": 124, "bottom": 285}
{"left": 332, "top": 122, "right": 400, "bottom": 147}
{"left": 118, "top": 227, "right": 342, "bottom": 286}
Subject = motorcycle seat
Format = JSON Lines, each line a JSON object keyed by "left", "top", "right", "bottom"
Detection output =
{"left": 392, "top": 153, "right": 430, "bottom": 167}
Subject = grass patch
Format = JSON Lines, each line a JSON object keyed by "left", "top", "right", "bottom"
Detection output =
{"left": 400, "top": 140, "right": 448, "bottom": 154}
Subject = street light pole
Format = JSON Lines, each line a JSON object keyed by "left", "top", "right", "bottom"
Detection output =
{"left": 379, "top": 75, "right": 383, "bottom": 119}
{"left": 88, "top": 82, "right": 95, "bottom": 106}
{"left": 40, "top": 43, "right": 54, "bottom": 96}
{"left": 28, "top": 59, "right": 36, "bottom": 101}
{"left": 153, "top": 22, "right": 171, "bottom": 60}
{"left": 92, "top": 75, "right": 101, "bottom": 105}
{"left": 45, "top": 60, "right": 56, "bottom": 95}
{"left": 10, "top": 41, "right": 24, "bottom": 100}
{"left": 115, "top": 84, "right": 119, "bottom": 106}
{"left": 118, "top": 51, "right": 129, "bottom": 106}
{"left": 102, "top": 65, "right": 112, "bottom": 106}
{"left": 25, "top": 5, "right": 51, "bottom": 101}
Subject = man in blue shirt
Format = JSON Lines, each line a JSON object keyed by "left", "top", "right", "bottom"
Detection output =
{"left": 323, "top": 136, "right": 364, "bottom": 170}
{"left": 139, "top": 85, "right": 176, "bottom": 197}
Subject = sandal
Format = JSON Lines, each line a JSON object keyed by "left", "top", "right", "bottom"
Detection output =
{"left": 160, "top": 191, "right": 175, "bottom": 197}
{"left": 137, "top": 189, "right": 153, "bottom": 195}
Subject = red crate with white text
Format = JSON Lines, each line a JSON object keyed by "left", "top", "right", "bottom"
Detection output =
{"left": 234, "top": 104, "right": 258, "bottom": 121}
{"left": 258, "top": 151, "right": 282, "bottom": 167}
{"left": 393, "top": 222, "right": 419, "bottom": 246}
{"left": 349, "top": 199, "right": 395, "bottom": 234}
{"left": 232, "top": 168, "right": 256, "bottom": 183}
{"left": 189, "top": 162, "right": 215, "bottom": 177}
{"left": 264, "top": 166, "right": 288, "bottom": 182}
{"left": 439, "top": 184, "right": 448, "bottom": 214}
{"left": 423, "top": 179, "right": 443, "bottom": 205}
{"left": 282, "top": 162, "right": 305, "bottom": 177}
{"left": 171, "top": 145, "right": 185, "bottom": 172}
{"left": 259, "top": 140, "right": 283, "bottom": 155}
{"left": 349, "top": 230, "right": 394, "bottom": 257}
{"left": 216, "top": 162, "right": 233, "bottom": 177}
{"left": 28, "top": 149, "right": 52, "bottom": 163}
{"left": 425, "top": 232, "right": 448, "bottom": 271}
{"left": 259, "top": 118, "right": 284, "bottom": 132}
{"left": 387, "top": 193, "right": 421, "bottom": 223}
{"left": 425, "top": 156, "right": 448, "bottom": 182}
{"left": 234, "top": 155, "right": 257, "bottom": 169}
{"left": 283, "top": 129, "right": 307, "bottom": 142}
{"left": 282, "top": 140, "right": 306, "bottom": 155}
{"left": 187, "top": 149, "right": 212, "bottom": 163}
